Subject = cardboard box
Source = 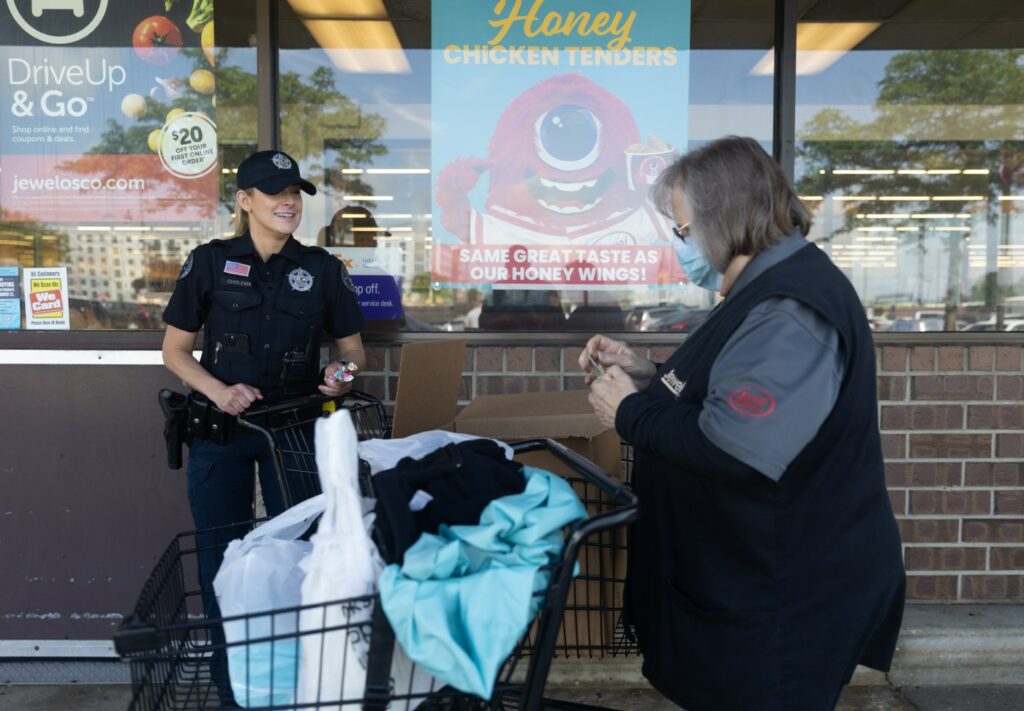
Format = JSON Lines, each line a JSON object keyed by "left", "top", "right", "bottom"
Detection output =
{"left": 389, "top": 340, "right": 466, "bottom": 438}
{"left": 386, "top": 349, "right": 628, "bottom": 657}
{"left": 451, "top": 389, "right": 627, "bottom": 658}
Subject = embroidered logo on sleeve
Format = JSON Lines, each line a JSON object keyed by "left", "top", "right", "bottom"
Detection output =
{"left": 224, "top": 260, "right": 251, "bottom": 277}
{"left": 660, "top": 370, "right": 686, "bottom": 398}
{"left": 177, "top": 252, "right": 194, "bottom": 280}
{"left": 727, "top": 386, "right": 776, "bottom": 417}
{"left": 340, "top": 264, "right": 357, "bottom": 293}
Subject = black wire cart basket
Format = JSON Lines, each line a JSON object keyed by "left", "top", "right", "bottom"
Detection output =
{"left": 114, "top": 438, "right": 638, "bottom": 711}
{"left": 237, "top": 391, "right": 390, "bottom": 508}
{"left": 543, "top": 442, "right": 638, "bottom": 661}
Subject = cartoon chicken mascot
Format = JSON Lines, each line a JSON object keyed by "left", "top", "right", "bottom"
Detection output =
{"left": 437, "top": 73, "right": 675, "bottom": 247}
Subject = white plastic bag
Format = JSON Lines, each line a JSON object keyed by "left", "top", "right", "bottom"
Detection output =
{"left": 358, "top": 430, "right": 513, "bottom": 475}
{"left": 298, "top": 410, "right": 436, "bottom": 710}
{"left": 213, "top": 494, "right": 326, "bottom": 707}
{"left": 298, "top": 411, "right": 378, "bottom": 708}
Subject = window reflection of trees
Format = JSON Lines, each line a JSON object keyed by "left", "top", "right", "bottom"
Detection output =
{"left": 797, "top": 49, "right": 1024, "bottom": 331}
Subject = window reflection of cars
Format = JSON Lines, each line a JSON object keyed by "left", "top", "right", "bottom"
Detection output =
{"left": 32, "top": 0, "right": 85, "bottom": 17}
{"left": 884, "top": 317, "right": 946, "bottom": 332}
{"left": 886, "top": 318, "right": 922, "bottom": 332}
{"left": 478, "top": 290, "right": 565, "bottom": 331}
{"left": 639, "top": 307, "right": 711, "bottom": 333}
{"left": 960, "top": 316, "right": 1024, "bottom": 332}
{"left": 961, "top": 321, "right": 999, "bottom": 332}
{"left": 626, "top": 305, "right": 679, "bottom": 330}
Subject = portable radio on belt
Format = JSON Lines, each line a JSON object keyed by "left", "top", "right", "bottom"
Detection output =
{"left": 280, "top": 349, "right": 310, "bottom": 390}
{"left": 280, "top": 325, "right": 319, "bottom": 392}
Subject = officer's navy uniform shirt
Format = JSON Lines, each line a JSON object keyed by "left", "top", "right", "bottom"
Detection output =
{"left": 616, "top": 236, "right": 905, "bottom": 711}
{"left": 163, "top": 231, "right": 364, "bottom": 401}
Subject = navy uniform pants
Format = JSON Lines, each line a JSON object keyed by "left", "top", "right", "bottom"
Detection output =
{"left": 186, "top": 429, "right": 305, "bottom": 705}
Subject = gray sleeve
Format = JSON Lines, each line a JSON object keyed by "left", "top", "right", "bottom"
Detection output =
{"left": 697, "top": 297, "right": 844, "bottom": 481}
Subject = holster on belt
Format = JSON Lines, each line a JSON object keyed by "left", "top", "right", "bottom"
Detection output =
{"left": 158, "top": 389, "right": 189, "bottom": 470}
{"left": 186, "top": 393, "right": 235, "bottom": 446}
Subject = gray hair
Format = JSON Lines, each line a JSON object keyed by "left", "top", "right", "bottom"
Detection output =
{"left": 652, "top": 136, "right": 812, "bottom": 272}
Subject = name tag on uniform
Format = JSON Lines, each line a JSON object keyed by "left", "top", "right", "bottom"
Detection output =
{"left": 661, "top": 370, "right": 686, "bottom": 398}
{"left": 224, "top": 261, "right": 251, "bottom": 277}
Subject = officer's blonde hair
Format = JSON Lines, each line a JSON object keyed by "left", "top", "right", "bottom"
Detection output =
{"left": 233, "top": 189, "right": 255, "bottom": 237}
{"left": 652, "top": 136, "right": 812, "bottom": 273}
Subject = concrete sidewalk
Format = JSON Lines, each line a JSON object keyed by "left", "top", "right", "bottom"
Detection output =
{"left": 2, "top": 604, "right": 1021, "bottom": 710}
{"left": 3, "top": 683, "right": 1024, "bottom": 710}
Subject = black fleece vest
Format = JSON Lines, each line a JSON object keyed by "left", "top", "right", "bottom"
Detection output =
{"left": 628, "top": 243, "right": 905, "bottom": 711}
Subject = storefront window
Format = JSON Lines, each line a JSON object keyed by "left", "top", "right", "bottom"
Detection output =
{"left": 795, "top": 1, "right": 1024, "bottom": 331}
{"left": 277, "top": 0, "right": 774, "bottom": 333}
{"left": 0, "top": 0, "right": 255, "bottom": 329}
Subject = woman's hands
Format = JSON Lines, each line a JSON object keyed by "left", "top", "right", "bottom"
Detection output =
{"left": 578, "top": 335, "right": 656, "bottom": 389}
{"left": 578, "top": 335, "right": 654, "bottom": 429}
{"left": 588, "top": 365, "right": 638, "bottom": 429}
{"left": 212, "top": 382, "right": 263, "bottom": 416}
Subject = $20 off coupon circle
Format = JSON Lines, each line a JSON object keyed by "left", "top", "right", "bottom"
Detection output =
{"left": 159, "top": 112, "right": 218, "bottom": 179}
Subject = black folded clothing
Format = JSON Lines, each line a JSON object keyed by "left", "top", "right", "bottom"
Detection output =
{"left": 372, "top": 439, "right": 525, "bottom": 564}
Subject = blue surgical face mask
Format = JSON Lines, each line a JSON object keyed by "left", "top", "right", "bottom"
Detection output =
{"left": 673, "top": 237, "right": 723, "bottom": 292}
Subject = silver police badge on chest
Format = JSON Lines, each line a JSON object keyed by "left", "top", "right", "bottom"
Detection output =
{"left": 288, "top": 268, "right": 314, "bottom": 292}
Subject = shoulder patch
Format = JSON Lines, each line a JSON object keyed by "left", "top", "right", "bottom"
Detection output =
{"left": 178, "top": 251, "right": 194, "bottom": 280}
{"left": 728, "top": 386, "right": 776, "bottom": 417}
{"left": 339, "top": 263, "right": 357, "bottom": 294}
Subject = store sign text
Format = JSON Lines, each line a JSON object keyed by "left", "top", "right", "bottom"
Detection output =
{"left": 488, "top": 0, "right": 638, "bottom": 51}
{"left": 7, "top": 57, "right": 126, "bottom": 118}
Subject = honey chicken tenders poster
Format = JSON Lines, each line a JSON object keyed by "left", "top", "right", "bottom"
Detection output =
{"left": 431, "top": 0, "right": 690, "bottom": 289}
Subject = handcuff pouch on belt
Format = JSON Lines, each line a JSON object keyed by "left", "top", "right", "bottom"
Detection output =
{"left": 186, "top": 393, "right": 235, "bottom": 446}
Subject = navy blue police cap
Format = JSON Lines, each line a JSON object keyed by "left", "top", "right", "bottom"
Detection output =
{"left": 236, "top": 150, "right": 317, "bottom": 196}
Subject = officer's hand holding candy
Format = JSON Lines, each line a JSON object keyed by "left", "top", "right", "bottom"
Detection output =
{"left": 320, "top": 360, "right": 358, "bottom": 397}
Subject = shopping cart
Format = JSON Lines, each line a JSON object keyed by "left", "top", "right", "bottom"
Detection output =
{"left": 114, "top": 438, "right": 639, "bottom": 710}
{"left": 543, "top": 441, "right": 638, "bottom": 660}
{"left": 237, "top": 390, "right": 390, "bottom": 508}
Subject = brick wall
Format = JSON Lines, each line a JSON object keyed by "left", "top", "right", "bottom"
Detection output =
{"left": 879, "top": 344, "right": 1024, "bottom": 602}
{"left": 361, "top": 339, "right": 1024, "bottom": 603}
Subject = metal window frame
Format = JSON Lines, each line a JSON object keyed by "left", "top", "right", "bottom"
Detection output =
{"left": 257, "top": 0, "right": 280, "bottom": 150}
{"left": 773, "top": 0, "right": 797, "bottom": 180}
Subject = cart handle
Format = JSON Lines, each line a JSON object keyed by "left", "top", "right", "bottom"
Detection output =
{"left": 238, "top": 392, "right": 344, "bottom": 421}
{"left": 511, "top": 438, "right": 637, "bottom": 506}
{"left": 113, "top": 615, "right": 162, "bottom": 656}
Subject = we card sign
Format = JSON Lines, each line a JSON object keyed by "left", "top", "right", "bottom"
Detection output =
{"left": 23, "top": 267, "right": 70, "bottom": 330}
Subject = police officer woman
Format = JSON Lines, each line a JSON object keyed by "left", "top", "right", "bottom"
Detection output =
{"left": 161, "top": 150, "right": 365, "bottom": 702}
{"left": 580, "top": 137, "right": 904, "bottom": 711}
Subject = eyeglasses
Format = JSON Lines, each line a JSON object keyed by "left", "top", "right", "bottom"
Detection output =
{"left": 672, "top": 221, "right": 690, "bottom": 241}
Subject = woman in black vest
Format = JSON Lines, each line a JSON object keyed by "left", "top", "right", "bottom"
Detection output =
{"left": 162, "top": 150, "right": 366, "bottom": 705}
{"left": 580, "top": 136, "right": 905, "bottom": 710}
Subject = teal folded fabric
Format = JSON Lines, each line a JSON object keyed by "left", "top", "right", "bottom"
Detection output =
{"left": 378, "top": 466, "right": 587, "bottom": 698}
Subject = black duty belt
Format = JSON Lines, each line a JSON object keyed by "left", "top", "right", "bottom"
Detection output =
{"left": 186, "top": 393, "right": 236, "bottom": 445}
